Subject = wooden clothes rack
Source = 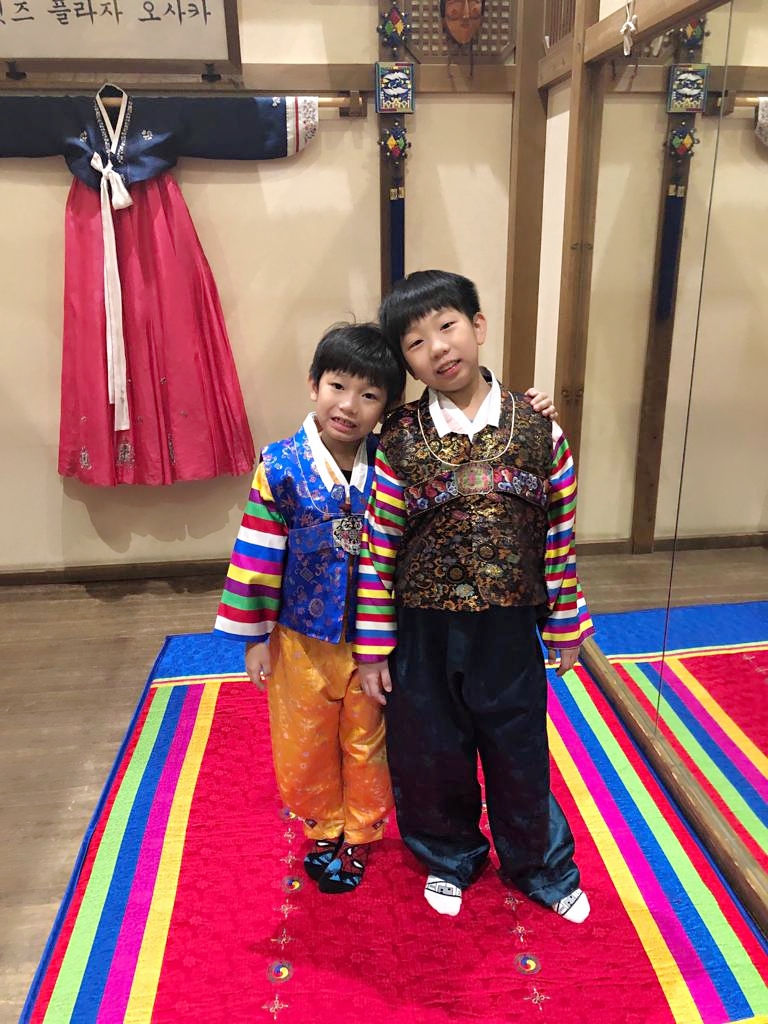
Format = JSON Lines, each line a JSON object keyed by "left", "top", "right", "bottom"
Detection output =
{"left": 715, "top": 94, "right": 763, "bottom": 112}
{"left": 100, "top": 93, "right": 365, "bottom": 115}
{"left": 733, "top": 95, "right": 761, "bottom": 107}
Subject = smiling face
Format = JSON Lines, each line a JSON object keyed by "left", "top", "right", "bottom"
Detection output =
{"left": 309, "top": 370, "right": 389, "bottom": 467}
{"left": 442, "top": 0, "right": 484, "bottom": 45}
{"left": 400, "top": 307, "right": 487, "bottom": 408}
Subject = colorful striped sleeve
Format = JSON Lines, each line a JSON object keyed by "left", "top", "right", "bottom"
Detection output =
{"left": 353, "top": 446, "right": 406, "bottom": 662}
{"left": 540, "top": 422, "right": 595, "bottom": 649}
{"left": 213, "top": 461, "right": 287, "bottom": 642}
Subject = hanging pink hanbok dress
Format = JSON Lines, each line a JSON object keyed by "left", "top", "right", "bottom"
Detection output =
{"left": 0, "top": 89, "right": 318, "bottom": 485}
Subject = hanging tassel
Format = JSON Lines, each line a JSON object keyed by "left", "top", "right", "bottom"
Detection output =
{"left": 379, "top": 120, "right": 410, "bottom": 286}
{"left": 656, "top": 177, "right": 685, "bottom": 320}
{"left": 389, "top": 179, "right": 405, "bottom": 285}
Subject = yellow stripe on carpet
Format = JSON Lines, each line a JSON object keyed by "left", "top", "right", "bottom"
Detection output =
{"left": 548, "top": 722, "right": 704, "bottom": 1024}
{"left": 124, "top": 681, "right": 221, "bottom": 1022}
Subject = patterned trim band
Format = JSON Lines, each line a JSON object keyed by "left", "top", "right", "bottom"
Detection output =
{"left": 404, "top": 462, "right": 549, "bottom": 518}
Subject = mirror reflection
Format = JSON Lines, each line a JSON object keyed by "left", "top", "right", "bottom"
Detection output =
{"left": 579, "top": 0, "right": 767, "bottom": 908}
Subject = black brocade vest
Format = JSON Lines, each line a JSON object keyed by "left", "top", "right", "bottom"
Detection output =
{"left": 380, "top": 388, "right": 551, "bottom": 612}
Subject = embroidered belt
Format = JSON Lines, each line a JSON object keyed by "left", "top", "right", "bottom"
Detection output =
{"left": 289, "top": 515, "right": 363, "bottom": 557}
{"left": 404, "top": 462, "right": 548, "bottom": 518}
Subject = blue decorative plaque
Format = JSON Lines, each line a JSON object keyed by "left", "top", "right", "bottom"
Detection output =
{"left": 667, "top": 64, "right": 709, "bottom": 114}
{"left": 375, "top": 62, "right": 415, "bottom": 115}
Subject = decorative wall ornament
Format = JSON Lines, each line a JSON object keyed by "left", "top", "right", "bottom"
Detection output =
{"left": 441, "top": 0, "right": 485, "bottom": 46}
{"left": 376, "top": 62, "right": 416, "bottom": 114}
{"left": 678, "top": 17, "right": 709, "bottom": 52}
{"left": 378, "top": 4, "right": 412, "bottom": 52}
{"left": 667, "top": 64, "right": 709, "bottom": 114}
{"left": 643, "top": 15, "right": 706, "bottom": 62}
{"left": 380, "top": 121, "right": 411, "bottom": 165}
{"left": 402, "top": 0, "right": 514, "bottom": 63}
{"left": 668, "top": 121, "right": 699, "bottom": 159}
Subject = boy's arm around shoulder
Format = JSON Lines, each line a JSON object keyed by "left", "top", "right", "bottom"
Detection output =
{"left": 524, "top": 388, "right": 558, "bottom": 421}
{"left": 540, "top": 422, "right": 594, "bottom": 673}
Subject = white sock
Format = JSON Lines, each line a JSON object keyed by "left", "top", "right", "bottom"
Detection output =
{"left": 552, "top": 887, "right": 590, "bottom": 924}
{"left": 424, "top": 875, "right": 463, "bottom": 917}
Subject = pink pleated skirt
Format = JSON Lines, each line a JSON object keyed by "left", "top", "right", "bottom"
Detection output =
{"left": 58, "top": 172, "right": 255, "bottom": 486}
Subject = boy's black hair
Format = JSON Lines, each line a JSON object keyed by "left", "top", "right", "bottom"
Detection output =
{"left": 309, "top": 321, "right": 405, "bottom": 408}
{"left": 378, "top": 270, "right": 481, "bottom": 354}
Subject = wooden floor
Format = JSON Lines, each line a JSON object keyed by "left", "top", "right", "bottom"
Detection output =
{"left": 1, "top": 547, "right": 766, "bottom": 1020}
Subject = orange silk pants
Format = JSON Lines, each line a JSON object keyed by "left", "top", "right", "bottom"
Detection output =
{"left": 267, "top": 624, "right": 393, "bottom": 845}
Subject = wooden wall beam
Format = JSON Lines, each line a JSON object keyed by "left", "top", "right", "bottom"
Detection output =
{"left": 584, "top": 0, "right": 727, "bottom": 64}
{"left": 552, "top": 0, "right": 604, "bottom": 461}
{"left": 538, "top": 35, "right": 573, "bottom": 90}
{"left": 503, "top": 0, "right": 548, "bottom": 392}
{"left": 0, "top": 63, "right": 517, "bottom": 96}
{"left": 416, "top": 63, "right": 517, "bottom": 93}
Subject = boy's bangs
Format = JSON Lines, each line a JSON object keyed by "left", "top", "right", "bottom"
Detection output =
{"left": 310, "top": 323, "right": 405, "bottom": 406}
{"left": 379, "top": 271, "right": 480, "bottom": 347}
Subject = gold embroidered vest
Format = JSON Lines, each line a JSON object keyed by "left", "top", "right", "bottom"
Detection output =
{"left": 380, "top": 388, "right": 551, "bottom": 612}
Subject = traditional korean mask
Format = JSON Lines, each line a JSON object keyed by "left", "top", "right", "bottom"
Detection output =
{"left": 441, "top": 0, "right": 484, "bottom": 45}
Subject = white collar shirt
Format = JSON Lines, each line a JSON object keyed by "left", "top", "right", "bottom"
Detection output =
{"left": 428, "top": 370, "right": 502, "bottom": 442}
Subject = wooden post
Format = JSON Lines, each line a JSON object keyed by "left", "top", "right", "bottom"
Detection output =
{"left": 552, "top": 0, "right": 604, "bottom": 462}
{"left": 502, "top": 0, "right": 548, "bottom": 393}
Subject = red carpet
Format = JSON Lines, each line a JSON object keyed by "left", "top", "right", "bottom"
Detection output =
{"left": 22, "top": 632, "right": 768, "bottom": 1024}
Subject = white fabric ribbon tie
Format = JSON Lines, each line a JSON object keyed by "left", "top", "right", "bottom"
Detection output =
{"left": 620, "top": 1, "right": 638, "bottom": 57}
{"left": 90, "top": 150, "right": 133, "bottom": 432}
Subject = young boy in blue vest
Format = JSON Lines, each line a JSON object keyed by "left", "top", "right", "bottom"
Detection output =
{"left": 355, "top": 271, "right": 594, "bottom": 923}
{"left": 215, "top": 319, "right": 557, "bottom": 894}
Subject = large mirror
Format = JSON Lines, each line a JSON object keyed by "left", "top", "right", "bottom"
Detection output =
{"left": 577, "top": 0, "right": 767, "bottom": 926}
{"left": 663, "top": 0, "right": 768, "bottom": 891}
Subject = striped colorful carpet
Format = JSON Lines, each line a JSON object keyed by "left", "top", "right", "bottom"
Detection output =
{"left": 593, "top": 601, "right": 768, "bottom": 873}
{"left": 22, "top": 624, "right": 768, "bottom": 1024}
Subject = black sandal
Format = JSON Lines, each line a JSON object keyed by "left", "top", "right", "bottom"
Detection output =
{"left": 304, "top": 835, "right": 344, "bottom": 881}
{"left": 318, "top": 843, "right": 370, "bottom": 894}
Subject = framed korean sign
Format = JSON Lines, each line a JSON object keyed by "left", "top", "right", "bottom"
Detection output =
{"left": 0, "top": 0, "right": 240, "bottom": 77}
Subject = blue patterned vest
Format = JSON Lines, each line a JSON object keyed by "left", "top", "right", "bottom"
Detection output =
{"left": 262, "top": 425, "right": 377, "bottom": 644}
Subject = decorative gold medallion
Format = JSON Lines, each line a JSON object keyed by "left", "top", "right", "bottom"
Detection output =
{"left": 455, "top": 460, "right": 494, "bottom": 495}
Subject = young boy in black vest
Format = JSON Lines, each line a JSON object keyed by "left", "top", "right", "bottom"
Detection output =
{"left": 354, "top": 270, "right": 594, "bottom": 923}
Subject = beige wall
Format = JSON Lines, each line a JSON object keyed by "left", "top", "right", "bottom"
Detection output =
{"left": 579, "top": 95, "right": 670, "bottom": 541}
{"left": 668, "top": 109, "right": 768, "bottom": 537}
{"left": 655, "top": 113, "right": 720, "bottom": 537}
{"left": 404, "top": 95, "right": 513, "bottom": 391}
{"left": 0, "top": 1, "right": 512, "bottom": 572}
{"left": 599, "top": 1, "right": 627, "bottom": 18}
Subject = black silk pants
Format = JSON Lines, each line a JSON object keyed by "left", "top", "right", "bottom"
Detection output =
{"left": 387, "top": 605, "right": 579, "bottom": 905}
